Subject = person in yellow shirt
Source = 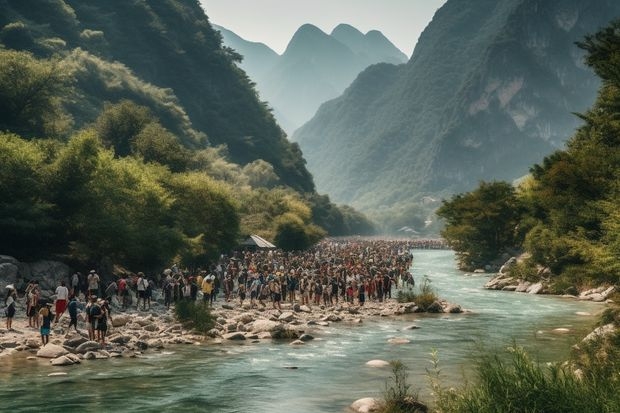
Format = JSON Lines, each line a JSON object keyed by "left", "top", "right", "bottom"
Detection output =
{"left": 201, "top": 275, "right": 214, "bottom": 306}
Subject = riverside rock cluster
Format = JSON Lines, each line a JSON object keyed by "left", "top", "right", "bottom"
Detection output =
{"left": 0, "top": 291, "right": 462, "bottom": 367}
{"left": 484, "top": 256, "right": 616, "bottom": 302}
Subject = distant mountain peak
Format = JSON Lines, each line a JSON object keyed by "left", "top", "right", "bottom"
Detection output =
{"left": 331, "top": 23, "right": 364, "bottom": 37}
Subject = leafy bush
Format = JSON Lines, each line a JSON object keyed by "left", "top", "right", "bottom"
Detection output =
{"left": 378, "top": 360, "right": 427, "bottom": 413}
{"left": 173, "top": 300, "right": 215, "bottom": 334}
{"left": 397, "top": 277, "right": 438, "bottom": 311}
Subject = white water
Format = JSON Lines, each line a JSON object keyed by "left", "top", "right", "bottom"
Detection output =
{"left": 1, "top": 250, "right": 604, "bottom": 412}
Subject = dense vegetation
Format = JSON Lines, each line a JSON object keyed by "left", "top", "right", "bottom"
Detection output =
{"left": 293, "top": 0, "right": 619, "bottom": 230}
{"left": 0, "top": 0, "right": 375, "bottom": 270}
{"left": 437, "top": 19, "right": 620, "bottom": 289}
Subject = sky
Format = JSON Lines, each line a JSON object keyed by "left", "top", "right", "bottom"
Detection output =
{"left": 199, "top": 0, "right": 447, "bottom": 57}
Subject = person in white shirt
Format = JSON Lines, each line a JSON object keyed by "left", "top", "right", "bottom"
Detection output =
{"left": 54, "top": 281, "right": 69, "bottom": 323}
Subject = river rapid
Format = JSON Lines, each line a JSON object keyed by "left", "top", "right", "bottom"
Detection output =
{"left": 0, "top": 250, "right": 604, "bottom": 413}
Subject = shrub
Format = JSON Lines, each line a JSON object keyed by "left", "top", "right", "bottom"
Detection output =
{"left": 431, "top": 343, "right": 620, "bottom": 413}
{"left": 173, "top": 300, "right": 215, "bottom": 334}
{"left": 397, "top": 277, "right": 438, "bottom": 311}
{"left": 379, "top": 360, "right": 427, "bottom": 413}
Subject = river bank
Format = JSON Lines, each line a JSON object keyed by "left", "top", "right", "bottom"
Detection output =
{"left": 0, "top": 250, "right": 611, "bottom": 413}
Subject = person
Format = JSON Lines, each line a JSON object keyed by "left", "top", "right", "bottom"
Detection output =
{"left": 87, "top": 270, "right": 100, "bottom": 297}
{"left": 54, "top": 281, "right": 69, "bottom": 323}
{"left": 104, "top": 279, "right": 118, "bottom": 303}
{"left": 96, "top": 299, "right": 112, "bottom": 345}
{"left": 136, "top": 272, "right": 148, "bottom": 310}
{"left": 67, "top": 295, "right": 79, "bottom": 332}
{"left": 201, "top": 276, "right": 213, "bottom": 305}
{"left": 271, "top": 280, "right": 282, "bottom": 310}
{"left": 237, "top": 283, "right": 246, "bottom": 306}
{"left": 4, "top": 286, "right": 17, "bottom": 331}
{"left": 27, "top": 281, "right": 40, "bottom": 328}
{"left": 39, "top": 303, "right": 54, "bottom": 345}
{"left": 86, "top": 295, "right": 99, "bottom": 341}
{"left": 163, "top": 274, "right": 173, "bottom": 309}
{"left": 71, "top": 272, "right": 79, "bottom": 296}
{"left": 118, "top": 274, "right": 129, "bottom": 309}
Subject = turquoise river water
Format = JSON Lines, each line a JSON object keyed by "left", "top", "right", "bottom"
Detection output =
{"left": 0, "top": 250, "right": 605, "bottom": 412}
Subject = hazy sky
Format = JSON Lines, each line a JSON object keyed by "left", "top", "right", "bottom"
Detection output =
{"left": 200, "top": 0, "right": 447, "bottom": 57}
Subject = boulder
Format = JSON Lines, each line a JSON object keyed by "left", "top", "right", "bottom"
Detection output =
{"left": 222, "top": 332, "right": 246, "bottom": 341}
{"left": 299, "top": 334, "right": 314, "bottom": 342}
{"left": 221, "top": 304, "right": 235, "bottom": 310}
{"left": 583, "top": 324, "right": 616, "bottom": 342}
{"left": 0, "top": 262, "right": 19, "bottom": 289}
{"left": 350, "top": 397, "right": 380, "bottom": 413}
{"left": 83, "top": 351, "right": 97, "bottom": 360}
{"left": 321, "top": 314, "right": 342, "bottom": 322}
{"left": 515, "top": 281, "right": 531, "bottom": 293}
{"left": 250, "top": 319, "right": 283, "bottom": 333}
{"left": 299, "top": 305, "right": 312, "bottom": 313}
{"left": 289, "top": 340, "right": 305, "bottom": 345}
{"left": 278, "top": 312, "right": 295, "bottom": 322}
{"left": 37, "top": 344, "right": 68, "bottom": 358}
{"left": 147, "top": 338, "right": 165, "bottom": 349}
{"left": 365, "top": 360, "right": 390, "bottom": 368}
{"left": 51, "top": 355, "right": 76, "bottom": 366}
{"left": 111, "top": 315, "right": 131, "bottom": 328}
{"left": 426, "top": 301, "right": 443, "bottom": 313}
{"left": 64, "top": 336, "right": 88, "bottom": 348}
{"left": 445, "top": 304, "right": 462, "bottom": 314}
{"left": 76, "top": 341, "right": 102, "bottom": 353}
{"left": 527, "top": 282, "right": 544, "bottom": 294}
{"left": 143, "top": 323, "right": 159, "bottom": 332}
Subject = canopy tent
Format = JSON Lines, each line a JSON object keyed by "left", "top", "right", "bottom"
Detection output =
{"left": 240, "top": 234, "right": 276, "bottom": 250}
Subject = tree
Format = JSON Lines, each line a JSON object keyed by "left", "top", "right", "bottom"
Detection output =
{"left": 132, "top": 122, "right": 190, "bottom": 172}
{"left": 94, "top": 100, "right": 153, "bottom": 157}
{"left": 0, "top": 49, "right": 73, "bottom": 137}
{"left": 437, "top": 181, "right": 523, "bottom": 270}
{"left": 0, "top": 133, "right": 57, "bottom": 258}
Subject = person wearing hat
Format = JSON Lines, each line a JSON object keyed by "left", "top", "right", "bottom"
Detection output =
{"left": 39, "top": 303, "right": 54, "bottom": 345}
{"left": 4, "top": 285, "right": 17, "bottom": 331}
{"left": 87, "top": 270, "right": 100, "bottom": 298}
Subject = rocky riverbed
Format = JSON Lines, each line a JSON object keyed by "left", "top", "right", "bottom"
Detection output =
{"left": 0, "top": 294, "right": 464, "bottom": 368}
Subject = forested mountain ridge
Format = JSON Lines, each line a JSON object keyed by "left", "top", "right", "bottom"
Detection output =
{"left": 215, "top": 22, "right": 408, "bottom": 134}
{"left": 0, "top": 0, "right": 375, "bottom": 270}
{"left": 294, "top": 0, "right": 620, "bottom": 222}
{"left": 0, "top": 0, "right": 313, "bottom": 191}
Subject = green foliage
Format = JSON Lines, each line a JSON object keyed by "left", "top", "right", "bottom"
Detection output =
{"left": 0, "top": 49, "right": 73, "bottom": 137}
{"left": 166, "top": 172, "right": 240, "bottom": 266}
{"left": 306, "top": 193, "right": 376, "bottom": 236}
{"left": 437, "top": 181, "right": 523, "bottom": 270}
{"left": 94, "top": 100, "right": 154, "bottom": 157}
{"left": 173, "top": 300, "right": 215, "bottom": 335}
{"left": 397, "top": 277, "right": 438, "bottom": 311}
{"left": 274, "top": 213, "right": 325, "bottom": 252}
{"left": 432, "top": 344, "right": 620, "bottom": 413}
{"left": 378, "top": 361, "right": 426, "bottom": 413}
{"left": 132, "top": 122, "right": 190, "bottom": 172}
{"left": 0, "top": 133, "right": 57, "bottom": 258}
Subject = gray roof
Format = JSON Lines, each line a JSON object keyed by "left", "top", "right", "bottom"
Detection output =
{"left": 241, "top": 234, "right": 276, "bottom": 249}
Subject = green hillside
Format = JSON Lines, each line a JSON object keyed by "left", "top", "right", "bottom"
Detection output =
{"left": 0, "top": 0, "right": 313, "bottom": 191}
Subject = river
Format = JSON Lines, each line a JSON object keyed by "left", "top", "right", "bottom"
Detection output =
{"left": 0, "top": 250, "right": 604, "bottom": 412}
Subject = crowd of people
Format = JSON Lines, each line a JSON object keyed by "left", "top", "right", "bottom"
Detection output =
{"left": 157, "top": 239, "right": 416, "bottom": 310}
{"left": 4, "top": 238, "right": 423, "bottom": 347}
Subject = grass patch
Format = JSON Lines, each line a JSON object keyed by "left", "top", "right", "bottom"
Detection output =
{"left": 429, "top": 341, "right": 620, "bottom": 413}
{"left": 173, "top": 300, "right": 215, "bottom": 334}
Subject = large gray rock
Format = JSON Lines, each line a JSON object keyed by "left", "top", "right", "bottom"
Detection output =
{"left": 223, "top": 332, "right": 246, "bottom": 340}
{"left": 250, "top": 319, "right": 283, "bottom": 333}
{"left": 0, "top": 262, "right": 19, "bottom": 289}
{"left": 20, "top": 260, "right": 70, "bottom": 291}
{"left": 527, "top": 282, "right": 544, "bottom": 294}
{"left": 111, "top": 315, "right": 131, "bottom": 328}
{"left": 350, "top": 397, "right": 380, "bottom": 413}
{"left": 37, "top": 344, "right": 69, "bottom": 358}
{"left": 76, "top": 341, "right": 102, "bottom": 353}
{"left": 51, "top": 355, "right": 77, "bottom": 366}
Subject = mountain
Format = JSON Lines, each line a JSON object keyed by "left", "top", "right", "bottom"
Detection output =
{"left": 0, "top": 0, "right": 314, "bottom": 192}
{"left": 293, "top": 0, "right": 620, "bottom": 213}
{"left": 214, "top": 23, "right": 408, "bottom": 134}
